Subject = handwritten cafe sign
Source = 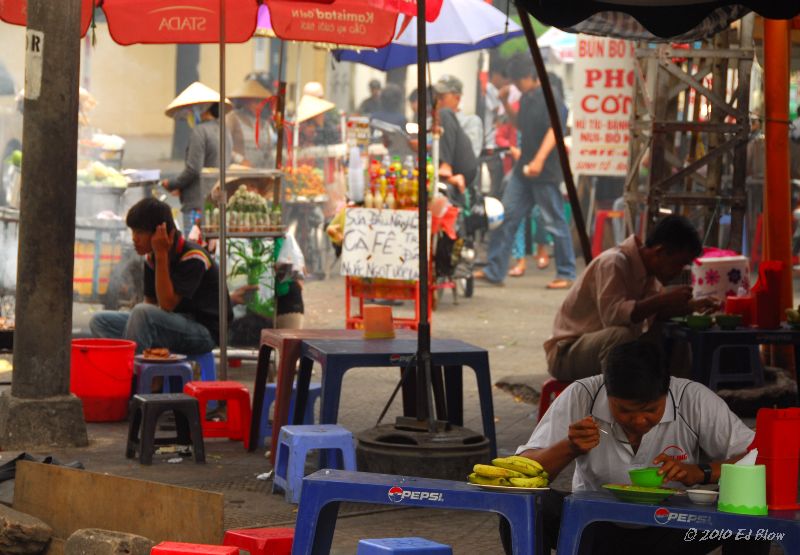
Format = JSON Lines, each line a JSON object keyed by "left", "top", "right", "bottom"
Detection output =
{"left": 340, "top": 208, "right": 431, "bottom": 281}
{"left": 571, "top": 35, "right": 635, "bottom": 177}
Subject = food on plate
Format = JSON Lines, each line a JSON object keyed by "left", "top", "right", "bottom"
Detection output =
{"left": 468, "top": 456, "right": 550, "bottom": 489}
{"left": 143, "top": 347, "right": 170, "bottom": 359}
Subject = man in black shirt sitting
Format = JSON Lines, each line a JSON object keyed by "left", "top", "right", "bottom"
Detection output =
{"left": 90, "top": 198, "right": 232, "bottom": 354}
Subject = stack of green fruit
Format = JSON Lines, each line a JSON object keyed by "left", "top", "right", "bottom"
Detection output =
{"left": 468, "top": 456, "right": 549, "bottom": 488}
{"left": 226, "top": 185, "right": 271, "bottom": 230}
{"left": 77, "top": 161, "right": 127, "bottom": 188}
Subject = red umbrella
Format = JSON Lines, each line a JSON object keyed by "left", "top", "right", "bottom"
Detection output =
{"left": 99, "top": 0, "right": 258, "bottom": 45}
{"left": 265, "top": 0, "right": 399, "bottom": 48}
{"left": 0, "top": 0, "right": 94, "bottom": 34}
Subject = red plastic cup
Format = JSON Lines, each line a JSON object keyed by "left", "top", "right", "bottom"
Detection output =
{"left": 725, "top": 295, "right": 754, "bottom": 327}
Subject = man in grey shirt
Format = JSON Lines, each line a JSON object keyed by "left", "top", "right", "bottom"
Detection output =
{"left": 162, "top": 102, "right": 231, "bottom": 233}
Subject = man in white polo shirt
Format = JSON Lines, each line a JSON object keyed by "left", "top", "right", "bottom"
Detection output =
{"left": 500, "top": 340, "right": 768, "bottom": 555}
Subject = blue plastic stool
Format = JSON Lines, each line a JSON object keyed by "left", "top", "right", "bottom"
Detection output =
{"left": 134, "top": 361, "right": 193, "bottom": 394}
{"left": 258, "top": 382, "right": 322, "bottom": 448}
{"left": 272, "top": 424, "right": 356, "bottom": 504}
{"left": 186, "top": 352, "right": 216, "bottom": 381}
{"left": 357, "top": 538, "right": 453, "bottom": 554}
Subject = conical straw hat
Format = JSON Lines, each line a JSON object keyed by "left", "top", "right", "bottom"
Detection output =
{"left": 230, "top": 79, "right": 272, "bottom": 99}
{"left": 296, "top": 94, "right": 336, "bottom": 123}
{"left": 165, "top": 81, "right": 233, "bottom": 118}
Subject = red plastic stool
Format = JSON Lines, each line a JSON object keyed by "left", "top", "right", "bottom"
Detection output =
{"left": 223, "top": 527, "right": 294, "bottom": 555}
{"left": 538, "top": 379, "right": 571, "bottom": 422}
{"left": 184, "top": 381, "right": 252, "bottom": 449}
{"left": 592, "top": 210, "right": 624, "bottom": 257}
{"left": 151, "top": 542, "right": 238, "bottom": 554}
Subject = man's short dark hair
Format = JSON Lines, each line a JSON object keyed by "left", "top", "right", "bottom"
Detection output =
{"left": 603, "top": 341, "right": 669, "bottom": 402}
{"left": 508, "top": 53, "right": 537, "bottom": 82}
{"left": 490, "top": 60, "right": 508, "bottom": 79}
{"left": 645, "top": 214, "right": 703, "bottom": 258}
{"left": 126, "top": 198, "right": 176, "bottom": 234}
{"left": 380, "top": 83, "right": 404, "bottom": 114}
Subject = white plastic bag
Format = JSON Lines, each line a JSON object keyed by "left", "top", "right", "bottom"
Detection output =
{"left": 277, "top": 231, "right": 305, "bottom": 278}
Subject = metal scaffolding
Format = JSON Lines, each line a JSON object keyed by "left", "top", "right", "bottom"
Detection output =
{"left": 624, "top": 14, "right": 755, "bottom": 252}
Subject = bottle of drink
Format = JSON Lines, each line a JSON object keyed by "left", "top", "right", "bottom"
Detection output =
{"left": 397, "top": 170, "right": 408, "bottom": 208}
{"left": 381, "top": 154, "right": 391, "bottom": 172}
{"left": 364, "top": 183, "right": 374, "bottom": 208}
{"left": 386, "top": 183, "right": 396, "bottom": 210}
{"left": 411, "top": 169, "right": 419, "bottom": 207}
{"left": 373, "top": 184, "right": 384, "bottom": 209}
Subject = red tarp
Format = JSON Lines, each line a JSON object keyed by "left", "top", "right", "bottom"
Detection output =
{"left": 0, "top": 0, "right": 94, "bottom": 35}
{"left": 265, "top": 0, "right": 398, "bottom": 48}
{"left": 100, "top": 0, "right": 259, "bottom": 45}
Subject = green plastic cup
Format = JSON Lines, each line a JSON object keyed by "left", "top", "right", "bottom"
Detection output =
{"left": 717, "top": 464, "right": 768, "bottom": 515}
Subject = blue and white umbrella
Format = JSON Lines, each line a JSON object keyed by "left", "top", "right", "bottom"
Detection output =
{"left": 333, "top": 0, "right": 523, "bottom": 71}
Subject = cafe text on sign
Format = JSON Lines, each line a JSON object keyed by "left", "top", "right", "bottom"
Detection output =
{"left": 571, "top": 35, "right": 635, "bottom": 177}
{"left": 340, "top": 208, "right": 431, "bottom": 281}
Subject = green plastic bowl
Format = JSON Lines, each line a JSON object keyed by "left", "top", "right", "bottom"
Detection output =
{"left": 715, "top": 314, "right": 742, "bottom": 330}
{"left": 686, "top": 314, "right": 713, "bottom": 331}
{"left": 629, "top": 467, "right": 665, "bottom": 487}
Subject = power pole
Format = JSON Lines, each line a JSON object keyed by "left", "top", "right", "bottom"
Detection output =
{"left": 0, "top": 0, "right": 88, "bottom": 448}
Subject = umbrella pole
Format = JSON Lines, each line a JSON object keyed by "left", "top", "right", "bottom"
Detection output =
{"left": 416, "top": 0, "right": 435, "bottom": 433}
{"left": 218, "top": 0, "right": 229, "bottom": 379}
{"left": 514, "top": 3, "right": 592, "bottom": 265}
{"left": 292, "top": 42, "right": 302, "bottom": 170}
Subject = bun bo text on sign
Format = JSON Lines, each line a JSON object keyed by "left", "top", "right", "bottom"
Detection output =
{"left": 571, "top": 36, "right": 635, "bottom": 177}
{"left": 340, "top": 208, "right": 431, "bottom": 281}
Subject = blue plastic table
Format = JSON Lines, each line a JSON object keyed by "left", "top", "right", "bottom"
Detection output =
{"left": 295, "top": 338, "right": 497, "bottom": 457}
{"left": 292, "top": 469, "right": 544, "bottom": 555}
{"left": 663, "top": 323, "right": 800, "bottom": 388}
{"left": 557, "top": 490, "right": 800, "bottom": 555}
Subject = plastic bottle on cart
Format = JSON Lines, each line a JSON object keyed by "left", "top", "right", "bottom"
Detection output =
{"left": 364, "top": 183, "right": 374, "bottom": 208}
{"left": 381, "top": 154, "right": 391, "bottom": 172}
{"left": 386, "top": 183, "right": 396, "bottom": 210}
{"left": 411, "top": 169, "right": 419, "bottom": 207}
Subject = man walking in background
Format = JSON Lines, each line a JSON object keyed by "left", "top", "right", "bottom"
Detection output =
{"left": 475, "top": 54, "right": 576, "bottom": 289}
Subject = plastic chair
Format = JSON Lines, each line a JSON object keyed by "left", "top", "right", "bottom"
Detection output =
{"left": 133, "top": 360, "right": 193, "bottom": 394}
{"left": 708, "top": 345, "right": 764, "bottom": 390}
{"left": 272, "top": 424, "right": 357, "bottom": 504}
{"left": 223, "top": 527, "right": 294, "bottom": 555}
{"left": 151, "top": 542, "right": 237, "bottom": 554}
{"left": 357, "top": 538, "right": 453, "bottom": 554}
{"left": 538, "top": 378, "right": 571, "bottom": 422}
{"left": 184, "top": 381, "right": 252, "bottom": 449}
{"left": 257, "top": 382, "right": 322, "bottom": 448}
{"left": 187, "top": 352, "right": 217, "bottom": 381}
{"left": 591, "top": 210, "right": 624, "bottom": 257}
{"left": 125, "top": 393, "right": 205, "bottom": 465}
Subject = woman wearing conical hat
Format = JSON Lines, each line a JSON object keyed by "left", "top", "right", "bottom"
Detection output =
{"left": 160, "top": 82, "right": 232, "bottom": 233}
{"left": 227, "top": 77, "right": 275, "bottom": 169}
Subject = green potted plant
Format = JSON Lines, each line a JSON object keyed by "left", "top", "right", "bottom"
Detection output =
{"left": 227, "top": 238, "right": 275, "bottom": 318}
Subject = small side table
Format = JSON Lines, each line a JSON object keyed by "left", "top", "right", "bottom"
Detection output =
{"left": 663, "top": 323, "right": 800, "bottom": 389}
{"left": 296, "top": 338, "right": 497, "bottom": 458}
{"left": 249, "top": 329, "right": 415, "bottom": 463}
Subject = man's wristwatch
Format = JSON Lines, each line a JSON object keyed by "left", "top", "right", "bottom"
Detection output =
{"left": 698, "top": 463, "right": 712, "bottom": 485}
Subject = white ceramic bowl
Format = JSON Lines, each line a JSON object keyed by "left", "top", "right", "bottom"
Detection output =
{"left": 686, "top": 489, "right": 719, "bottom": 505}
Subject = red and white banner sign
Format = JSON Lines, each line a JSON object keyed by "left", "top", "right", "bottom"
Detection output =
{"left": 266, "top": 0, "right": 398, "bottom": 48}
{"left": 571, "top": 35, "right": 635, "bottom": 177}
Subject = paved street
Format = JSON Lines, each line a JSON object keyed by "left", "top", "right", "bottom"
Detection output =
{"left": 0, "top": 262, "right": 574, "bottom": 553}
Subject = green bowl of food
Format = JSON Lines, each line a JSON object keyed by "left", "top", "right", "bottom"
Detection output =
{"left": 629, "top": 467, "right": 665, "bottom": 487}
{"left": 686, "top": 314, "right": 713, "bottom": 331}
{"left": 714, "top": 314, "right": 742, "bottom": 330}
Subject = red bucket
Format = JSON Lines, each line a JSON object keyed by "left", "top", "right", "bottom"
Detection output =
{"left": 70, "top": 338, "right": 136, "bottom": 422}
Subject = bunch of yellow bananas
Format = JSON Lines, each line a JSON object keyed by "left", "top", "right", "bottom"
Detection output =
{"left": 467, "top": 456, "right": 549, "bottom": 488}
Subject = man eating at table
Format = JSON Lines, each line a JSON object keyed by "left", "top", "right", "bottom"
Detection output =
{"left": 500, "top": 340, "right": 769, "bottom": 554}
{"left": 546, "top": 214, "right": 719, "bottom": 381}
